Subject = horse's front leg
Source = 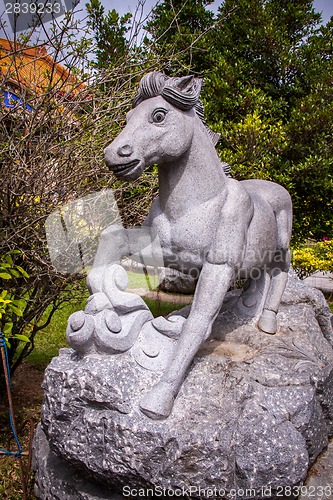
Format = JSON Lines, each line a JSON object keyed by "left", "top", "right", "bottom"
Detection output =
{"left": 140, "top": 262, "right": 235, "bottom": 420}
{"left": 87, "top": 224, "right": 128, "bottom": 294}
{"left": 87, "top": 225, "right": 157, "bottom": 294}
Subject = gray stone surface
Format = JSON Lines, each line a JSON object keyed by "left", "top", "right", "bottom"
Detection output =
{"left": 304, "top": 271, "right": 333, "bottom": 295}
{"left": 98, "top": 71, "right": 294, "bottom": 418}
{"left": 299, "top": 437, "right": 333, "bottom": 499}
{"left": 33, "top": 424, "right": 122, "bottom": 500}
{"left": 36, "top": 274, "right": 333, "bottom": 499}
{"left": 33, "top": 427, "right": 333, "bottom": 500}
{"left": 158, "top": 267, "right": 197, "bottom": 294}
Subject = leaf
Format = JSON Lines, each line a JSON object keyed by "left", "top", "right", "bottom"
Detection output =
{"left": 0, "top": 272, "right": 12, "bottom": 280}
{"left": 0, "top": 298, "right": 11, "bottom": 304}
{"left": 3, "top": 322, "right": 13, "bottom": 335}
{"left": 8, "top": 304, "right": 23, "bottom": 316}
{"left": 9, "top": 269, "right": 21, "bottom": 278}
{"left": 15, "top": 266, "right": 29, "bottom": 278}
{"left": 12, "top": 334, "right": 30, "bottom": 343}
{"left": 5, "top": 254, "right": 13, "bottom": 265}
{"left": 11, "top": 299, "right": 26, "bottom": 309}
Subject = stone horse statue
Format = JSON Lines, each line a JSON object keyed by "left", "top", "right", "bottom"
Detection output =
{"left": 88, "top": 71, "right": 292, "bottom": 419}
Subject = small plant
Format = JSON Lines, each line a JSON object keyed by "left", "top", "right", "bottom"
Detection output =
{"left": 291, "top": 240, "right": 333, "bottom": 279}
{"left": 0, "top": 251, "right": 30, "bottom": 347}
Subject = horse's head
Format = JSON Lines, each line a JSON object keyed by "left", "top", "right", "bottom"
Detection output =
{"left": 104, "top": 72, "right": 220, "bottom": 181}
{"left": 104, "top": 95, "right": 195, "bottom": 181}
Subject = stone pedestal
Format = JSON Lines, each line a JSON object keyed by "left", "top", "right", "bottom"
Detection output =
{"left": 33, "top": 275, "right": 333, "bottom": 499}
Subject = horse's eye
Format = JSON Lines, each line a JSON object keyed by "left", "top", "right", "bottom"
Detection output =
{"left": 152, "top": 109, "right": 167, "bottom": 123}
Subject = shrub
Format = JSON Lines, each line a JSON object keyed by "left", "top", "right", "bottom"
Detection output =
{"left": 291, "top": 240, "right": 333, "bottom": 279}
{"left": 0, "top": 251, "right": 30, "bottom": 347}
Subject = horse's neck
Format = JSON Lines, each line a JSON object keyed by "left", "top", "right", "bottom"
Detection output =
{"left": 158, "top": 122, "right": 227, "bottom": 220}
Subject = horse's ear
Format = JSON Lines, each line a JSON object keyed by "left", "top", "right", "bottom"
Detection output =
{"left": 163, "top": 74, "right": 203, "bottom": 110}
{"left": 176, "top": 75, "right": 194, "bottom": 91}
{"left": 175, "top": 75, "right": 203, "bottom": 94}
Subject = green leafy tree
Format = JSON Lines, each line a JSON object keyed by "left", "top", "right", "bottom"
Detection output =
{"left": 211, "top": 0, "right": 321, "bottom": 102}
{"left": 201, "top": 0, "right": 332, "bottom": 242}
{"left": 280, "top": 18, "right": 333, "bottom": 240}
{"left": 144, "top": 0, "right": 215, "bottom": 73}
{"left": 86, "top": 0, "right": 132, "bottom": 69}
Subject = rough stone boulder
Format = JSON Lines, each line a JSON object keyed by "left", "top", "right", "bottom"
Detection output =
{"left": 34, "top": 274, "right": 333, "bottom": 499}
{"left": 158, "top": 267, "right": 197, "bottom": 294}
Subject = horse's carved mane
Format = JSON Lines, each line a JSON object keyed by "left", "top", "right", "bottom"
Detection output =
{"left": 133, "top": 71, "right": 221, "bottom": 148}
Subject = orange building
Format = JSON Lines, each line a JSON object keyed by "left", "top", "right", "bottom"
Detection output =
{"left": 0, "top": 37, "right": 86, "bottom": 110}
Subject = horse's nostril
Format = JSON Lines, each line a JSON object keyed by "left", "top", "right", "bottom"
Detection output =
{"left": 117, "top": 144, "right": 133, "bottom": 157}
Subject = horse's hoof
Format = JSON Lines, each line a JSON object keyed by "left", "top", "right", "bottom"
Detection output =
{"left": 152, "top": 315, "right": 185, "bottom": 339}
{"left": 140, "top": 381, "right": 175, "bottom": 420}
{"left": 258, "top": 309, "right": 277, "bottom": 334}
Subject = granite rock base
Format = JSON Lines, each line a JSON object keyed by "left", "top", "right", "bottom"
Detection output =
{"left": 34, "top": 276, "right": 333, "bottom": 499}
{"left": 33, "top": 427, "right": 333, "bottom": 500}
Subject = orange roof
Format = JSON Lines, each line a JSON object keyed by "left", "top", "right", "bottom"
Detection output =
{"left": 0, "top": 38, "right": 85, "bottom": 96}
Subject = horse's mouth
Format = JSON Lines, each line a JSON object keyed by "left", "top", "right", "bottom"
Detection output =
{"left": 111, "top": 159, "right": 141, "bottom": 177}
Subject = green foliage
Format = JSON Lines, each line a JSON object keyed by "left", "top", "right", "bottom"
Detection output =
{"left": 213, "top": 0, "right": 321, "bottom": 100}
{"left": 144, "top": 0, "right": 215, "bottom": 73}
{"left": 202, "top": 0, "right": 332, "bottom": 242}
{"left": 216, "top": 108, "right": 288, "bottom": 180}
{"left": 291, "top": 240, "right": 333, "bottom": 279}
{"left": 0, "top": 252, "right": 30, "bottom": 347}
{"left": 86, "top": 0, "right": 132, "bottom": 69}
{"left": 297, "top": 18, "right": 333, "bottom": 93}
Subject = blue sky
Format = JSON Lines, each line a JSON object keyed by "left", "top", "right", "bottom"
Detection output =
{"left": 110, "top": 0, "right": 333, "bottom": 23}
{"left": 0, "top": 0, "right": 332, "bottom": 37}
{"left": 312, "top": 0, "right": 333, "bottom": 23}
